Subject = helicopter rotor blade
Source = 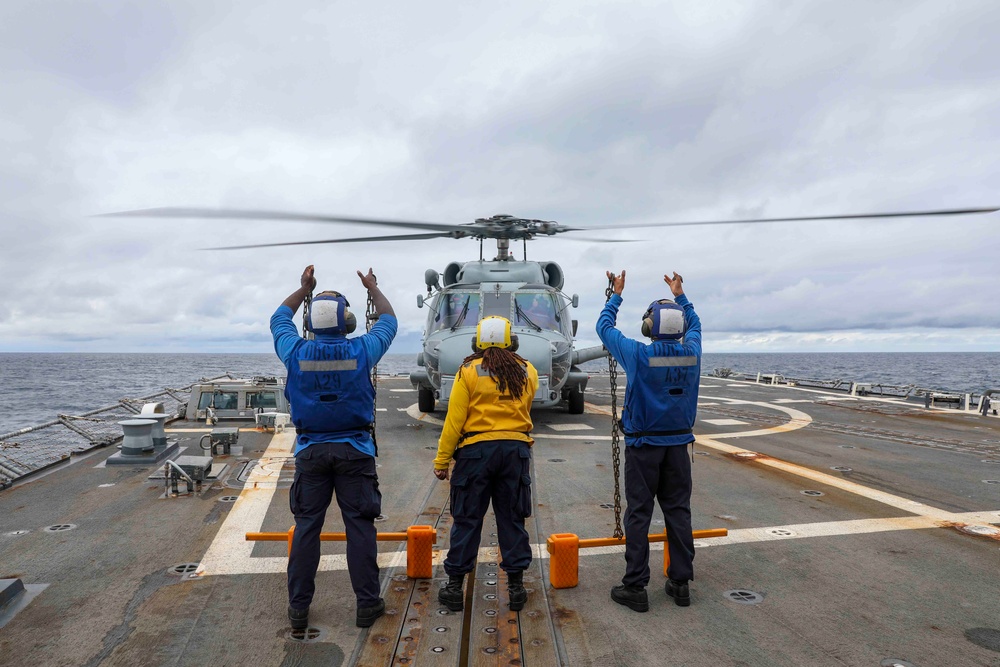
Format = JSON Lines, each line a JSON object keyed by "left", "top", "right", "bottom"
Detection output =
{"left": 99, "top": 207, "right": 472, "bottom": 234}
{"left": 202, "top": 232, "right": 457, "bottom": 251}
{"left": 570, "top": 206, "right": 999, "bottom": 232}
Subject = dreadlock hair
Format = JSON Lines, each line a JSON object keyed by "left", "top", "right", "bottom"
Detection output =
{"left": 462, "top": 346, "right": 529, "bottom": 399}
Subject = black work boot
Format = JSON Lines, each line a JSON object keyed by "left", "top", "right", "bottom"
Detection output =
{"left": 507, "top": 570, "right": 528, "bottom": 612}
{"left": 665, "top": 579, "right": 691, "bottom": 607}
{"left": 356, "top": 598, "right": 386, "bottom": 628}
{"left": 611, "top": 585, "right": 649, "bottom": 612}
{"left": 287, "top": 605, "right": 309, "bottom": 630}
{"left": 439, "top": 573, "right": 466, "bottom": 611}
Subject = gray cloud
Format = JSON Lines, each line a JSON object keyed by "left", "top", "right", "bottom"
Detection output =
{"left": 1, "top": 0, "right": 998, "bottom": 353}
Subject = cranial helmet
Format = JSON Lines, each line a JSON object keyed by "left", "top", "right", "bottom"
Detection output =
{"left": 308, "top": 291, "right": 357, "bottom": 335}
{"left": 472, "top": 316, "right": 518, "bottom": 351}
{"left": 641, "top": 299, "right": 685, "bottom": 341}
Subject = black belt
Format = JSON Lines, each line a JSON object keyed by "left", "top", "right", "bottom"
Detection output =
{"left": 619, "top": 421, "right": 693, "bottom": 438}
{"left": 458, "top": 430, "right": 531, "bottom": 444}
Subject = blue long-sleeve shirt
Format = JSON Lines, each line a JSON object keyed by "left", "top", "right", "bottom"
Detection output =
{"left": 271, "top": 305, "right": 397, "bottom": 456}
{"left": 596, "top": 292, "right": 702, "bottom": 446}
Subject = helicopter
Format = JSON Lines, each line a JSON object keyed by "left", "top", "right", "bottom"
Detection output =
{"left": 103, "top": 205, "right": 998, "bottom": 414}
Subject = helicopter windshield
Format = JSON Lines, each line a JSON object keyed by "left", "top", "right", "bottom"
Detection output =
{"left": 432, "top": 292, "right": 481, "bottom": 331}
{"left": 514, "top": 292, "right": 560, "bottom": 331}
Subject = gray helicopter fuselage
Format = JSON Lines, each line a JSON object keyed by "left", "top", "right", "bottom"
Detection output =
{"left": 409, "top": 260, "right": 594, "bottom": 411}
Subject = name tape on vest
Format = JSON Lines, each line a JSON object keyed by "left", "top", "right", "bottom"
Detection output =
{"left": 300, "top": 360, "right": 359, "bottom": 372}
{"left": 648, "top": 356, "right": 697, "bottom": 368}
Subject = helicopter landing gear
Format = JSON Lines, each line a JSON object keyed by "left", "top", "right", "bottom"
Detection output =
{"left": 567, "top": 386, "right": 585, "bottom": 414}
{"left": 418, "top": 387, "right": 436, "bottom": 413}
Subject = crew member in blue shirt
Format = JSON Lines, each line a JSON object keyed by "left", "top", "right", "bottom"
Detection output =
{"left": 596, "top": 269, "right": 702, "bottom": 612}
{"left": 271, "top": 264, "right": 397, "bottom": 630}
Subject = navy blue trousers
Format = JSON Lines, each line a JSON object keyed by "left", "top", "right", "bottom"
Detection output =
{"left": 287, "top": 441, "right": 382, "bottom": 609}
{"left": 444, "top": 440, "right": 533, "bottom": 576}
{"left": 622, "top": 443, "right": 694, "bottom": 587}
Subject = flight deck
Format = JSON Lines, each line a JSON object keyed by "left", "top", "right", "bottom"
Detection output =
{"left": 1, "top": 376, "right": 999, "bottom": 667}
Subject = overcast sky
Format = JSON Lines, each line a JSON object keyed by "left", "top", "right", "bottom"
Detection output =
{"left": 1, "top": 0, "right": 998, "bottom": 354}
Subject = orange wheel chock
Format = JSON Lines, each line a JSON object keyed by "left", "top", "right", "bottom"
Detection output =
{"left": 244, "top": 525, "right": 437, "bottom": 579}
{"left": 406, "top": 525, "right": 437, "bottom": 579}
{"left": 547, "top": 528, "right": 728, "bottom": 589}
{"left": 546, "top": 533, "right": 580, "bottom": 589}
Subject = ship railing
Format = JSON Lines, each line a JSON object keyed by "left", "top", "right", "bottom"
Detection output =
{"left": 0, "top": 374, "right": 232, "bottom": 490}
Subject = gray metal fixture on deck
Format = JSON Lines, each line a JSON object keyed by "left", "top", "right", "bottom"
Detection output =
{"left": 138, "top": 413, "right": 169, "bottom": 450}
{"left": 117, "top": 419, "right": 155, "bottom": 455}
{"left": 200, "top": 427, "right": 240, "bottom": 456}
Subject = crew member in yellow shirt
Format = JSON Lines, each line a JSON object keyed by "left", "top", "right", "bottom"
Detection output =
{"left": 433, "top": 316, "right": 539, "bottom": 613}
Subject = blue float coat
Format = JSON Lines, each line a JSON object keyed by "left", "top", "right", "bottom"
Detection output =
{"left": 271, "top": 305, "right": 397, "bottom": 456}
{"left": 596, "top": 293, "right": 702, "bottom": 447}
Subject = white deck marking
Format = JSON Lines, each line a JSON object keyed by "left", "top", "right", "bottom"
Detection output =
{"left": 390, "top": 388, "right": 416, "bottom": 392}
{"left": 702, "top": 419, "right": 748, "bottom": 426}
{"left": 196, "top": 428, "right": 296, "bottom": 576}
{"left": 546, "top": 423, "right": 594, "bottom": 432}
{"left": 726, "top": 384, "right": 746, "bottom": 387}
{"left": 526, "top": 509, "right": 1000, "bottom": 560}
{"left": 166, "top": 428, "right": 261, "bottom": 433}
{"left": 822, "top": 396, "right": 858, "bottom": 401}
{"left": 197, "top": 393, "right": 999, "bottom": 577}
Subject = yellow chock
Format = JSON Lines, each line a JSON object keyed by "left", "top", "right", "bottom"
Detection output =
{"left": 546, "top": 533, "right": 580, "bottom": 589}
{"left": 406, "top": 525, "right": 437, "bottom": 579}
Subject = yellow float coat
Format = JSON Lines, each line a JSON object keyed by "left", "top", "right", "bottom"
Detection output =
{"left": 433, "top": 358, "right": 539, "bottom": 470}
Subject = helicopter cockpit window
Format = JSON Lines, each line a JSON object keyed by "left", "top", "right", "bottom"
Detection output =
{"left": 514, "top": 292, "right": 560, "bottom": 331}
{"left": 481, "top": 292, "right": 512, "bottom": 319}
{"left": 433, "top": 292, "right": 481, "bottom": 331}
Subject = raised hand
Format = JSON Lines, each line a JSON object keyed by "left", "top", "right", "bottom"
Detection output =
{"left": 664, "top": 271, "right": 684, "bottom": 297}
{"left": 301, "top": 265, "right": 317, "bottom": 291}
{"left": 357, "top": 268, "right": 378, "bottom": 290}
{"left": 606, "top": 269, "right": 626, "bottom": 296}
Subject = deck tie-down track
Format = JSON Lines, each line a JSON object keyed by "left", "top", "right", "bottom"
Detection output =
{"left": 348, "top": 463, "right": 559, "bottom": 666}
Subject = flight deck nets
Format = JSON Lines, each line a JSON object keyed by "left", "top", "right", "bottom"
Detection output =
{"left": 0, "top": 379, "right": 222, "bottom": 489}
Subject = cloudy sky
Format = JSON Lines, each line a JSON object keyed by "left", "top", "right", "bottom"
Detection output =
{"left": 1, "top": 0, "right": 998, "bottom": 354}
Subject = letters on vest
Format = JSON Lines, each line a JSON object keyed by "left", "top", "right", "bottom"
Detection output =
{"left": 285, "top": 341, "right": 373, "bottom": 435}
{"left": 621, "top": 349, "right": 700, "bottom": 442}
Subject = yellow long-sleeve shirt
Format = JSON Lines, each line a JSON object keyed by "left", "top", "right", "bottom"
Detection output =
{"left": 433, "top": 357, "right": 539, "bottom": 470}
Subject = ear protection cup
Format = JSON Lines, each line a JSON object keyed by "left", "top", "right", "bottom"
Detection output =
{"left": 471, "top": 336, "right": 479, "bottom": 352}
{"left": 641, "top": 317, "right": 654, "bottom": 338}
{"left": 508, "top": 334, "right": 519, "bottom": 353}
{"left": 343, "top": 310, "right": 357, "bottom": 334}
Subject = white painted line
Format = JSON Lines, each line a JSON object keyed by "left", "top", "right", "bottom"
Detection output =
{"left": 697, "top": 398, "right": 813, "bottom": 439}
{"left": 822, "top": 396, "right": 858, "bottom": 401}
{"left": 726, "top": 384, "right": 746, "bottom": 387}
{"left": 533, "top": 509, "right": 1000, "bottom": 560}
{"left": 702, "top": 419, "right": 748, "bottom": 426}
{"left": 376, "top": 408, "right": 387, "bottom": 412}
{"left": 390, "top": 388, "right": 416, "bottom": 393}
{"left": 196, "top": 430, "right": 297, "bottom": 577}
{"left": 200, "top": 506, "right": 1000, "bottom": 575}
{"left": 166, "top": 428, "right": 261, "bottom": 433}
{"left": 698, "top": 402, "right": 720, "bottom": 406}
{"left": 546, "top": 423, "right": 594, "bottom": 432}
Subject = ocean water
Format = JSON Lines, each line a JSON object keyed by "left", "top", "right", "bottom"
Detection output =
{"left": 0, "top": 352, "right": 997, "bottom": 435}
